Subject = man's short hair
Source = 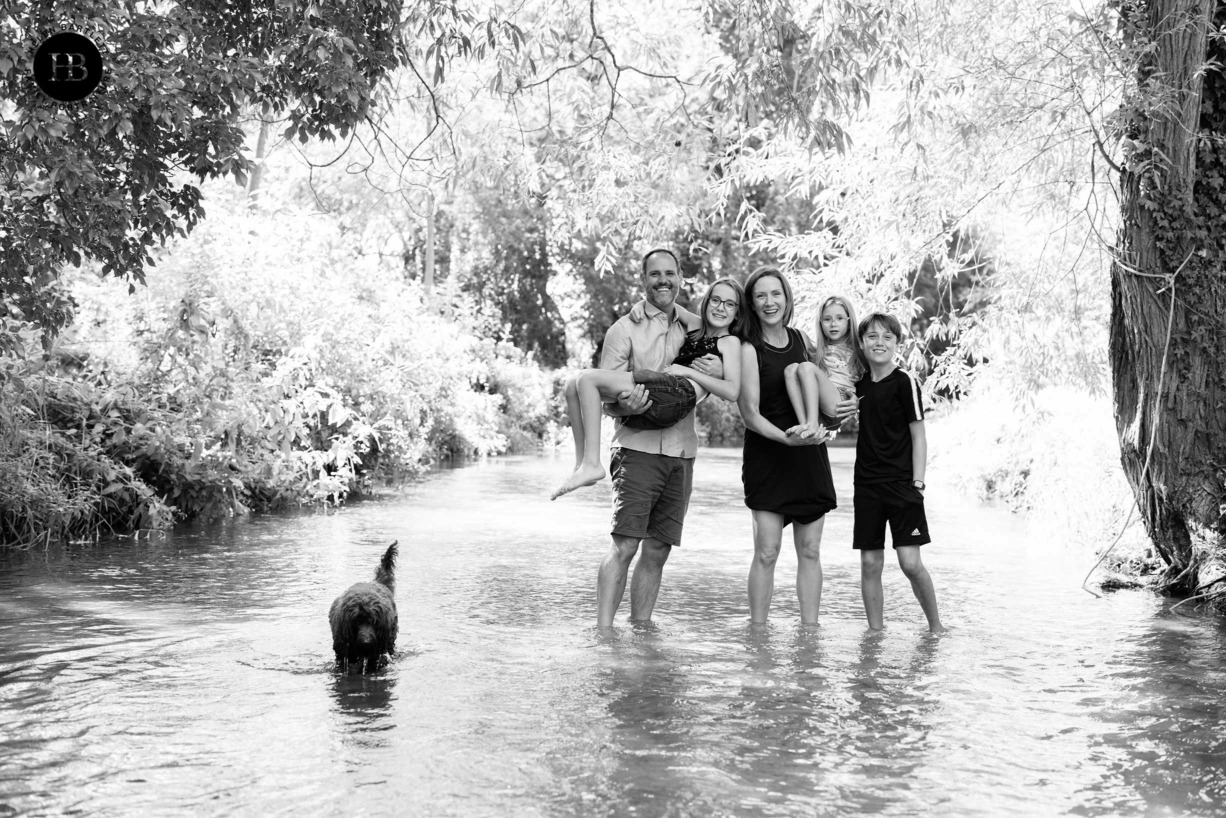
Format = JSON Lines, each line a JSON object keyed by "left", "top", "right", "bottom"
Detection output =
{"left": 857, "top": 312, "right": 904, "bottom": 342}
{"left": 641, "top": 247, "right": 679, "bottom": 276}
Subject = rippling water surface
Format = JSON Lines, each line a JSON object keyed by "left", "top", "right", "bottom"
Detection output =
{"left": 1, "top": 448, "right": 1224, "bottom": 817}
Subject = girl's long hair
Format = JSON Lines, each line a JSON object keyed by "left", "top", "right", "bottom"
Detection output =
{"left": 814, "top": 294, "right": 865, "bottom": 378}
{"left": 690, "top": 277, "right": 747, "bottom": 342}
{"left": 740, "top": 266, "right": 794, "bottom": 348}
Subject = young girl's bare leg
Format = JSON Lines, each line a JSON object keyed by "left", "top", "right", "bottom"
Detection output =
{"left": 784, "top": 362, "right": 822, "bottom": 437}
{"left": 552, "top": 369, "right": 637, "bottom": 499}
{"left": 812, "top": 364, "right": 842, "bottom": 421}
{"left": 562, "top": 375, "right": 584, "bottom": 469}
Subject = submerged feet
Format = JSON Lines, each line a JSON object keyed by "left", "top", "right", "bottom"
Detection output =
{"left": 551, "top": 463, "right": 606, "bottom": 500}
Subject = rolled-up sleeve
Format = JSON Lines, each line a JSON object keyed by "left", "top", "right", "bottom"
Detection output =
{"left": 600, "top": 322, "right": 632, "bottom": 372}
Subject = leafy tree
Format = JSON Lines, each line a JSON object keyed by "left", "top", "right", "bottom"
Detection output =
{"left": 1110, "top": 0, "right": 1226, "bottom": 601}
{"left": 461, "top": 190, "right": 568, "bottom": 367}
{"left": 0, "top": 0, "right": 525, "bottom": 349}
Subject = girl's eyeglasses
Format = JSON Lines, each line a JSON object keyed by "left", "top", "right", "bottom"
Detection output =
{"left": 709, "top": 297, "right": 739, "bottom": 311}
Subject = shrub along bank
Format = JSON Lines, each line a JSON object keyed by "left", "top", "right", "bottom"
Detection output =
{"left": 0, "top": 209, "right": 560, "bottom": 547}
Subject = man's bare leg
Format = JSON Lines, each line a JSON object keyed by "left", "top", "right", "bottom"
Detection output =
{"left": 597, "top": 533, "right": 641, "bottom": 627}
{"left": 897, "top": 546, "right": 945, "bottom": 632}
{"left": 860, "top": 549, "right": 886, "bottom": 630}
{"left": 629, "top": 537, "right": 671, "bottom": 621}
{"left": 793, "top": 517, "right": 825, "bottom": 625}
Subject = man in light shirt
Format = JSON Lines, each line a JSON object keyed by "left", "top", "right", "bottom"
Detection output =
{"left": 596, "top": 248, "right": 721, "bottom": 627}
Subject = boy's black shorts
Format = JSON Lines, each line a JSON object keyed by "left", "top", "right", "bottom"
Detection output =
{"left": 852, "top": 480, "right": 931, "bottom": 550}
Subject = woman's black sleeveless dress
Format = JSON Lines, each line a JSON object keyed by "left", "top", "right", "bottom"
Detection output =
{"left": 742, "top": 327, "right": 838, "bottom": 525}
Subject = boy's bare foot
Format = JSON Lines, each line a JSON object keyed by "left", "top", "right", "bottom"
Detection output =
{"left": 550, "top": 463, "right": 606, "bottom": 500}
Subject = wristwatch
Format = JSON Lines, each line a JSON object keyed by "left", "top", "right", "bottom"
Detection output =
{"left": 912, "top": 480, "right": 926, "bottom": 490}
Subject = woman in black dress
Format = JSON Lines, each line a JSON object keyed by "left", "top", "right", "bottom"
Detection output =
{"left": 738, "top": 266, "right": 838, "bottom": 625}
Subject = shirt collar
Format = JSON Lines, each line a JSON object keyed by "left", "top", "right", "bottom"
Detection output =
{"left": 641, "top": 298, "right": 682, "bottom": 324}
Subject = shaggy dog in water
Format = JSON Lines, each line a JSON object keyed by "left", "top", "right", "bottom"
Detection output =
{"left": 329, "top": 541, "right": 398, "bottom": 672}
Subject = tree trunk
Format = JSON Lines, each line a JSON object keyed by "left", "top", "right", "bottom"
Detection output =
{"left": 424, "top": 191, "right": 435, "bottom": 297}
{"left": 1112, "top": 0, "right": 1226, "bottom": 600}
{"left": 246, "top": 116, "right": 271, "bottom": 208}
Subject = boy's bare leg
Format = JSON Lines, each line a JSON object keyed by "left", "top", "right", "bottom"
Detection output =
{"left": 860, "top": 549, "right": 885, "bottom": 630}
{"left": 552, "top": 369, "right": 636, "bottom": 499}
{"left": 897, "top": 546, "right": 945, "bottom": 632}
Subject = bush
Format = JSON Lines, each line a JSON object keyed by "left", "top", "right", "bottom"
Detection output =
{"left": 0, "top": 369, "right": 175, "bottom": 546}
{"left": 1, "top": 185, "right": 565, "bottom": 545}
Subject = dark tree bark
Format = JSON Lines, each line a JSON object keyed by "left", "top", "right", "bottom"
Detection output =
{"left": 1112, "top": 0, "right": 1226, "bottom": 599}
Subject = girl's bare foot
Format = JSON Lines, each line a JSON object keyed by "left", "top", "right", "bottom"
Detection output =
{"left": 550, "top": 463, "right": 606, "bottom": 500}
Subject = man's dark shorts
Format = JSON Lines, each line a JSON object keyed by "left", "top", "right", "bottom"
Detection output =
{"left": 620, "top": 370, "right": 698, "bottom": 431}
{"left": 609, "top": 447, "right": 694, "bottom": 547}
{"left": 852, "top": 480, "right": 931, "bottom": 550}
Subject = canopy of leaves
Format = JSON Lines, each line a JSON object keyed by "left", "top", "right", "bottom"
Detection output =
{"left": 1, "top": 0, "right": 406, "bottom": 345}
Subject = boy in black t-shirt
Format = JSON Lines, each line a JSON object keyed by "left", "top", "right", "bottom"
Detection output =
{"left": 852, "top": 313, "right": 945, "bottom": 633}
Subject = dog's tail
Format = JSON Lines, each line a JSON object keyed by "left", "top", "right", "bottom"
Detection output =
{"left": 374, "top": 540, "right": 397, "bottom": 591}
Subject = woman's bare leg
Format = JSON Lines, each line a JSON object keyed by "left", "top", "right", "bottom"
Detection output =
{"left": 748, "top": 510, "right": 786, "bottom": 623}
{"left": 793, "top": 516, "right": 824, "bottom": 625}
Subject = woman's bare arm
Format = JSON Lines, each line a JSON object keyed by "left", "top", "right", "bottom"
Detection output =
{"left": 737, "top": 342, "right": 823, "bottom": 446}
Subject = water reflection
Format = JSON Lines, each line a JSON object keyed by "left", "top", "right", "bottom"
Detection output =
{"left": 595, "top": 625, "right": 724, "bottom": 816}
{"left": 330, "top": 669, "right": 398, "bottom": 749}
{"left": 1075, "top": 613, "right": 1226, "bottom": 814}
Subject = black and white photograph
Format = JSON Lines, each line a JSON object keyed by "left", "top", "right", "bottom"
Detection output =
{"left": 1, "top": 1, "right": 1224, "bottom": 815}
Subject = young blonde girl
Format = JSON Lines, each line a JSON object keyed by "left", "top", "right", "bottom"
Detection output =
{"left": 783, "top": 295, "right": 865, "bottom": 438}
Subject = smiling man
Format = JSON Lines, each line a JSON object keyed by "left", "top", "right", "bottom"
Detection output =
{"left": 593, "top": 248, "right": 719, "bottom": 628}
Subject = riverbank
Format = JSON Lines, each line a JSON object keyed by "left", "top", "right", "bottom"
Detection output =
{"left": 0, "top": 205, "right": 565, "bottom": 547}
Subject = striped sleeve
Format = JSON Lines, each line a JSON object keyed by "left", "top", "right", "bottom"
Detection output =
{"left": 900, "top": 370, "right": 924, "bottom": 423}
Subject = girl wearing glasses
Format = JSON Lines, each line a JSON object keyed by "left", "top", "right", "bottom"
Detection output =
{"left": 551, "top": 278, "right": 746, "bottom": 500}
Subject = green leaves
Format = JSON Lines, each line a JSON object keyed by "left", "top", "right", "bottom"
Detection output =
{"left": 1, "top": 0, "right": 408, "bottom": 349}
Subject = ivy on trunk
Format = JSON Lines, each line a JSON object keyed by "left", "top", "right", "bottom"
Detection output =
{"left": 1112, "top": 0, "right": 1226, "bottom": 601}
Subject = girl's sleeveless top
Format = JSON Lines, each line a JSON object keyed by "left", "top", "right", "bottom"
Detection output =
{"left": 672, "top": 332, "right": 723, "bottom": 367}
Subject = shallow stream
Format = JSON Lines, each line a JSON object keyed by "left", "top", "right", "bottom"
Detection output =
{"left": 1, "top": 448, "right": 1223, "bottom": 816}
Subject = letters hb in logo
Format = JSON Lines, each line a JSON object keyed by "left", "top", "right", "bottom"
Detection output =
{"left": 33, "top": 31, "right": 104, "bottom": 103}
